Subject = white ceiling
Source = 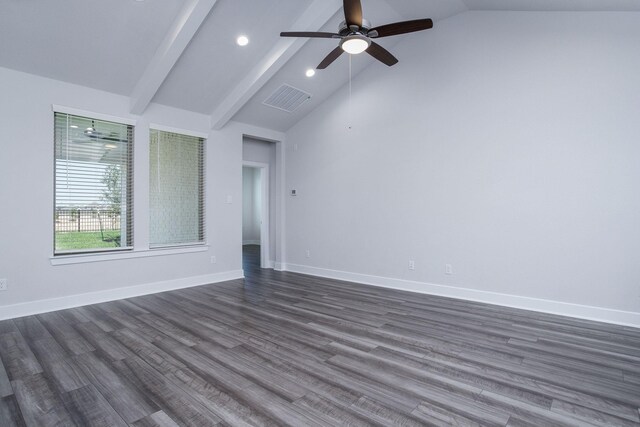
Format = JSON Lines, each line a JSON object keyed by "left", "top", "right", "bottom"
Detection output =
{"left": 464, "top": 0, "right": 640, "bottom": 11}
{"left": 152, "top": 0, "right": 314, "bottom": 113}
{"left": 0, "top": 0, "right": 186, "bottom": 95}
{"left": 1, "top": 0, "right": 638, "bottom": 131}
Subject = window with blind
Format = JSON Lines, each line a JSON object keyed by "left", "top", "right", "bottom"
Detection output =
{"left": 149, "top": 129, "right": 205, "bottom": 248}
{"left": 54, "top": 112, "right": 134, "bottom": 254}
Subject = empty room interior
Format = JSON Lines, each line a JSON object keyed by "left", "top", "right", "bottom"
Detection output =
{"left": 1, "top": 0, "right": 639, "bottom": 425}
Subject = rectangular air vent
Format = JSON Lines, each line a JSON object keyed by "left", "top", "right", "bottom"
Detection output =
{"left": 263, "top": 84, "right": 311, "bottom": 113}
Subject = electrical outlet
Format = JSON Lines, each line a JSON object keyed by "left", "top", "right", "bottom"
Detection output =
{"left": 0, "top": 278, "right": 7, "bottom": 291}
{"left": 210, "top": 256, "right": 216, "bottom": 264}
{"left": 445, "top": 264, "right": 453, "bottom": 275}
{"left": 408, "top": 260, "right": 415, "bottom": 270}
{"left": 305, "top": 249, "right": 311, "bottom": 258}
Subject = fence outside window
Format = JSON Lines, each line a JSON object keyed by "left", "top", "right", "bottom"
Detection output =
{"left": 55, "top": 208, "right": 121, "bottom": 233}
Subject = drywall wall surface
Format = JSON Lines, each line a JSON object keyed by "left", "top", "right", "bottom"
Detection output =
{"left": 284, "top": 11, "right": 640, "bottom": 315}
{"left": 243, "top": 137, "right": 278, "bottom": 263}
{"left": 0, "top": 66, "right": 280, "bottom": 314}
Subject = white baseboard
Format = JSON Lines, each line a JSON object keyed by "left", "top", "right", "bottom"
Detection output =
{"left": 242, "top": 240, "right": 260, "bottom": 245}
{"left": 0, "top": 270, "right": 244, "bottom": 321}
{"left": 285, "top": 264, "right": 640, "bottom": 328}
{"left": 264, "top": 260, "right": 275, "bottom": 269}
{"left": 5, "top": 263, "right": 637, "bottom": 328}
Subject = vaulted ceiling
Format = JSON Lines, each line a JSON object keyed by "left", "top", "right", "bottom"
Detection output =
{"left": 1, "top": 0, "right": 638, "bottom": 131}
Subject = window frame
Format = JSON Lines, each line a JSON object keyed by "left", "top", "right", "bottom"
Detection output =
{"left": 52, "top": 105, "right": 136, "bottom": 256}
{"left": 148, "top": 124, "right": 207, "bottom": 250}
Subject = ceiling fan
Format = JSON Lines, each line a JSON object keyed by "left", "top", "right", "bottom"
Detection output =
{"left": 80, "top": 121, "right": 127, "bottom": 143}
{"left": 280, "top": 0, "right": 433, "bottom": 69}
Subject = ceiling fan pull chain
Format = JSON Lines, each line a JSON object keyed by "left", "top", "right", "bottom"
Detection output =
{"left": 348, "top": 53, "right": 352, "bottom": 130}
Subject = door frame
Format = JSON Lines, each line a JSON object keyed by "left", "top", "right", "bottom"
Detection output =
{"left": 243, "top": 161, "right": 270, "bottom": 268}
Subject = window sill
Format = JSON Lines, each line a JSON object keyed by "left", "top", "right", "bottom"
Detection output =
{"left": 50, "top": 245, "right": 209, "bottom": 266}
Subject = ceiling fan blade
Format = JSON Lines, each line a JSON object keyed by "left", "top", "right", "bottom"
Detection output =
{"left": 369, "top": 19, "right": 433, "bottom": 38}
{"left": 280, "top": 31, "right": 340, "bottom": 38}
{"left": 317, "top": 46, "right": 344, "bottom": 69}
{"left": 366, "top": 41, "right": 398, "bottom": 66}
{"left": 343, "top": 0, "right": 363, "bottom": 28}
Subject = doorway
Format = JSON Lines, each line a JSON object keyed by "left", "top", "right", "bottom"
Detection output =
{"left": 242, "top": 162, "right": 269, "bottom": 268}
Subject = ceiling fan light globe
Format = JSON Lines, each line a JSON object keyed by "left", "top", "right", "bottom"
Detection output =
{"left": 340, "top": 35, "right": 370, "bottom": 55}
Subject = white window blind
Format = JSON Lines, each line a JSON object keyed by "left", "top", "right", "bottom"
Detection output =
{"left": 149, "top": 129, "right": 205, "bottom": 248}
{"left": 54, "top": 112, "right": 134, "bottom": 254}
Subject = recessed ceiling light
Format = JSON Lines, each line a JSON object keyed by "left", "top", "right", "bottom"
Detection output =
{"left": 305, "top": 69, "right": 316, "bottom": 78}
{"left": 236, "top": 35, "right": 249, "bottom": 46}
{"left": 104, "top": 143, "right": 118, "bottom": 149}
{"left": 70, "top": 125, "right": 78, "bottom": 129}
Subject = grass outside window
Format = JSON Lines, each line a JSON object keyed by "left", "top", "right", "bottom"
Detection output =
{"left": 55, "top": 231, "right": 121, "bottom": 251}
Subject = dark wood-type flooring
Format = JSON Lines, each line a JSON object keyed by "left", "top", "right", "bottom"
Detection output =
{"left": 1, "top": 245, "right": 639, "bottom": 426}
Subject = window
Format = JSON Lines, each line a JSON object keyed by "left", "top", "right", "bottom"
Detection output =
{"left": 54, "top": 112, "right": 133, "bottom": 254}
{"left": 149, "top": 129, "right": 205, "bottom": 248}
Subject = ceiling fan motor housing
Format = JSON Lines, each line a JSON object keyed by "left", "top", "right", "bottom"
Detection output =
{"left": 338, "top": 19, "right": 372, "bottom": 36}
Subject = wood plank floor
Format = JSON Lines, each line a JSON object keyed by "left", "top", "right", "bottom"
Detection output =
{"left": 1, "top": 245, "right": 639, "bottom": 426}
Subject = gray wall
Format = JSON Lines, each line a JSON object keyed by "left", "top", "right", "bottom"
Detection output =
{"left": 0, "top": 65, "right": 284, "bottom": 317}
{"left": 284, "top": 11, "right": 640, "bottom": 323}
